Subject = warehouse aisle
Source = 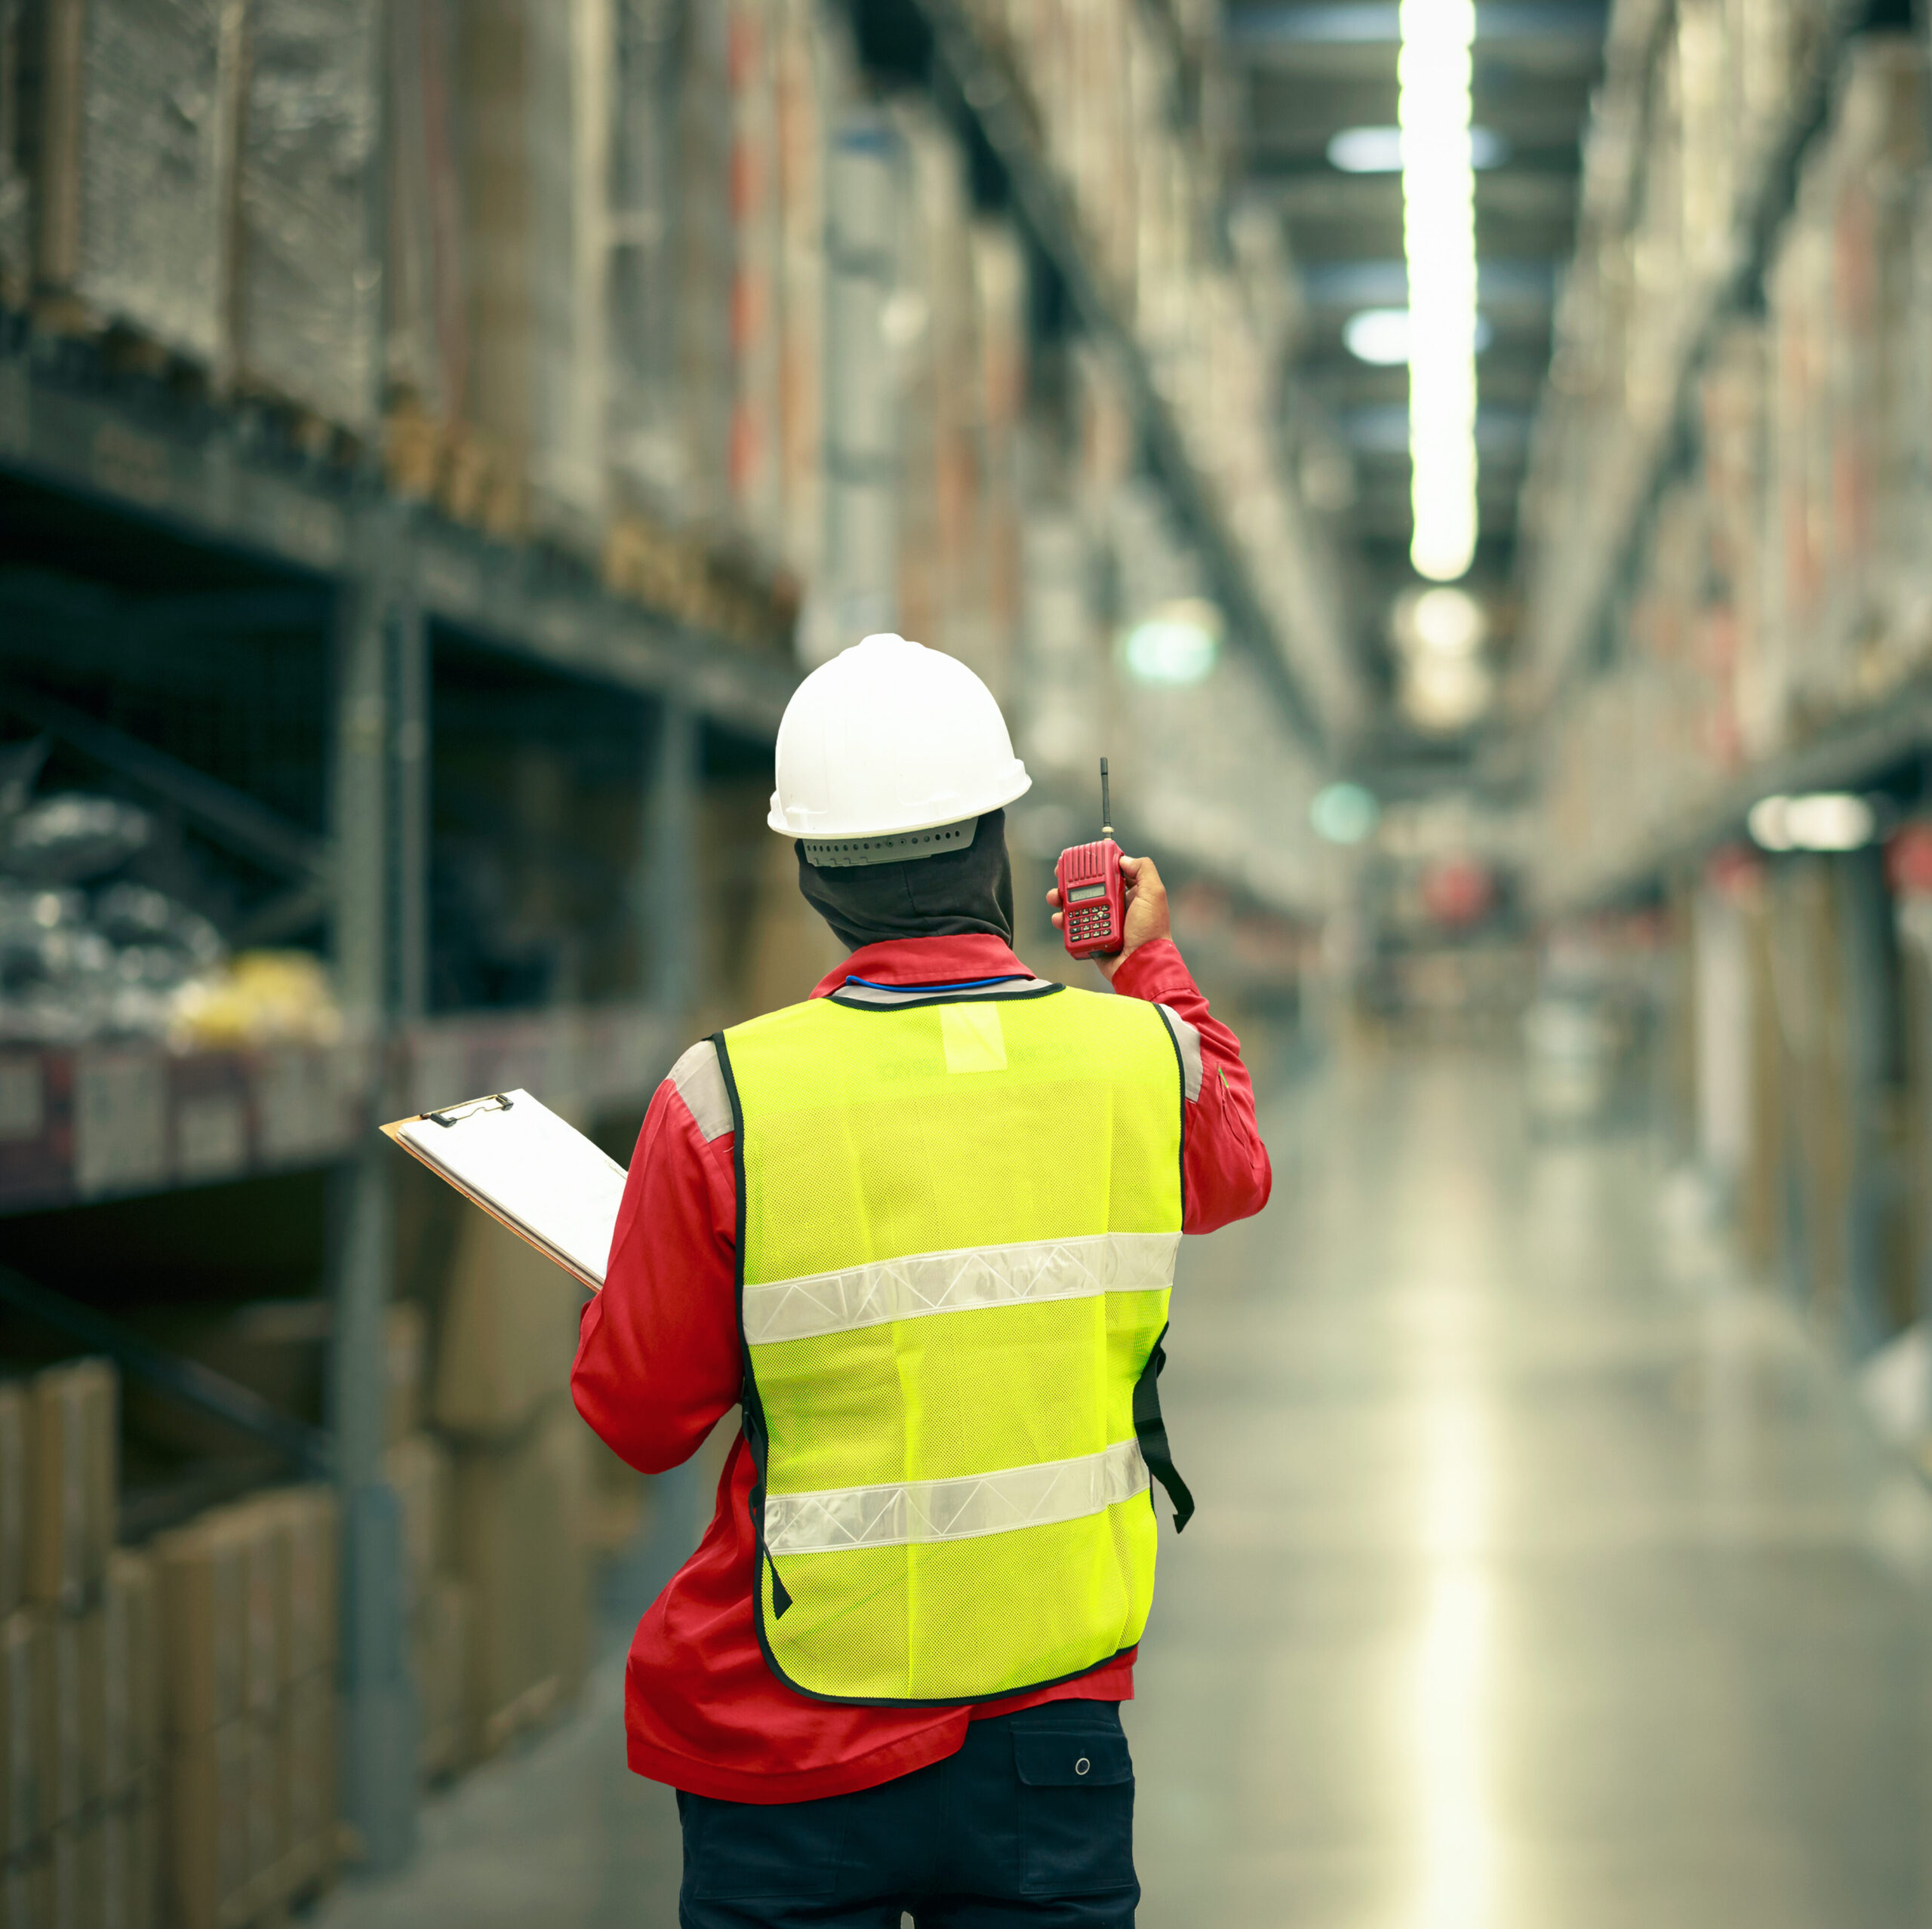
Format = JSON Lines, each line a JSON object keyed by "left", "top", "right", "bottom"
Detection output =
{"left": 317, "top": 1048, "right": 1932, "bottom": 1929}
{"left": 1135, "top": 1049, "right": 1932, "bottom": 1929}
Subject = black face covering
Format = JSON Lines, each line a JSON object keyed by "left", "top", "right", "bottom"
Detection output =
{"left": 795, "top": 810, "right": 1016, "bottom": 952}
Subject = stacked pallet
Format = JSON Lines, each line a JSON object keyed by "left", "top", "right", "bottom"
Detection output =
{"left": 26, "top": 0, "right": 380, "bottom": 440}
{"left": 154, "top": 1488, "right": 339, "bottom": 1929}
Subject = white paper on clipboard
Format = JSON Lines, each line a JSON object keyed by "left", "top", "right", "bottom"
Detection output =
{"left": 382, "top": 1090, "right": 625, "bottom": 1291}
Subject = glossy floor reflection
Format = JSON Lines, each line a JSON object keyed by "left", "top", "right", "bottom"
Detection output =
{"left": 318, "top": 1048, "right": 1932, "bottom": 1927}
{"left": 1134, "top": 1048, "right": 1932, "bottom": 1929}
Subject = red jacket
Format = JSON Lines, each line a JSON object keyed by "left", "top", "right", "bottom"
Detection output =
{"left": 572, "top": 932, "right": 1272, "bottom": 1802}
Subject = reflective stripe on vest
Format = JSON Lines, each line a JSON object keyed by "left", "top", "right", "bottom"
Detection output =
{"left": 717, "top": 984, "right": 1184, "bottom": 1706}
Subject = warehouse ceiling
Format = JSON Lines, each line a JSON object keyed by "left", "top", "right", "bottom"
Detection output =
{"left": 1222, "top": 0, "right": 1606, "bottom": 751}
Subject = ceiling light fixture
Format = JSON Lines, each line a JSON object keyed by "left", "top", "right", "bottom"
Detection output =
{"left": 1747, "top": 794, "right": 1877, "bottom": 854}
{"left": 1399, "top": 0, "right": 1479, "bottom": 583}
{"left": 1121, "top": 599, "right": 1223, "bottom": 688}
{"left": 1343, "top": 309, "right": 1494, "bottom": 367}
{"left": 1410, "top": 586, "right": 1487, "bottom": 656}
{"left": 1326, "top": 125, "right": 1508, "bottom": 174}
{"left": 1311, "top": 783, "right": 1381, "bottom": 846}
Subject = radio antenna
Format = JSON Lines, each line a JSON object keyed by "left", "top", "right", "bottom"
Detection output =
{"left": 1100, "top": 758, "right": 1112, "bottom": 840}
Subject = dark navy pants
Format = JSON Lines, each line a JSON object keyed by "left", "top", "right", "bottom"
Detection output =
{"left": 675, "top": 1701, "right": 1139, "bottom": 1927}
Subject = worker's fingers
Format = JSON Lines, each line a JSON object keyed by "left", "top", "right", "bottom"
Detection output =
{"left": 1050, "top": 909, "right": 1065, "bottom": 931}
{"left": 1045, "top": 885, "right": 1063, "bottom": 908}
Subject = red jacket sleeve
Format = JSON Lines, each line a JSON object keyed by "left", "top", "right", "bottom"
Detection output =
{"left": 571, "top": 1064, "right": 742, "bottom": 1472}
{"left": 1108, "top": 937, "right": 1272, "bottom": 1234}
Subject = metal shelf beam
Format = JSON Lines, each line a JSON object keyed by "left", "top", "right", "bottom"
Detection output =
{"left": 1536, "top": 677, "right": 1932, "bottom": 918}
{"left": 0, "top": 341, "right": 798, "bottom": 737}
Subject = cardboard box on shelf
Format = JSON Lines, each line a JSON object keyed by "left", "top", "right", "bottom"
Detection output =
{"left": 271, "top": 1486, "right": 340, "bottom": 1691}
{"left": 27, "top": 1361, "right": 115, "bottom": 1615}
{"left": 431, "top": 1209, "right": 582, "bottom": 1442}
{"left": 416, "top": 1577, "right": 473, "bottom": 1780}
{"left": 103, "top": 1553, "right": 158, "bottom": 1796}
{"left": 583, "top": 1435, "right": 648, "bottom": 1556}
{"left": 0, "top": 1611, "right": 48, "bottom": 1856}
{"left": 46, "top": 1605, "right": 103, "bottom": 1825}
{"left": 231, "top": 1503, "right": 279, "bottom": 1723}
{"left": 101, "top": 1777, "right": 157, "bottom": 1929}
{"left": 537, "top": 1402, "right": 592, "bottom": 1709}
{"left": 0, "top": 1386, "right": 29, "bottom": 1621}
{"left": 384, "top": 1433, "right": 453, "bottom": 1617}
{"left": 47, "top": 1808, "right": 105, "bottom": 1929}
{"left": 0, "top": 1843, "right": 44, "bottom": 1929}
{"left": 277, "top": 1671, "right": 336, "bottom": 1889}
{"left": 152, "top": 1515, "right": 244, "bottom": 1741}
{"left": 450, "top": 1399, "right": 591, "bottom": 1751}
{"left": 165, "top": 1718, "right": 256, "bottom": 1929}
{"left": 386, "top": 1302, "right": 429, "bottom": 1448}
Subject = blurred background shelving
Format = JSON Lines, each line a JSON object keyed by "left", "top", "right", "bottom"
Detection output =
{"left": 0, "top": 0, "right": 1342, "bottom": 1915}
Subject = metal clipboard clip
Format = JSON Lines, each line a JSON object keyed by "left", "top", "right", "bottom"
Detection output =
{"left": 424, "top": 1093, "right": 515, "bottom": 1128}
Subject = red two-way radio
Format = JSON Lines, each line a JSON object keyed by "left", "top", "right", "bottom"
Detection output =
{"left": 1057, "top": 758, "right": 1126, "bottom": 961}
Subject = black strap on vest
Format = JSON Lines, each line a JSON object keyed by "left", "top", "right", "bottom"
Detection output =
{"left": 1132, "top": 1326, "right": 1194, "bottom": 1533}
{"left": 740, "top": 1376, "right": 794, "bottom": 1617}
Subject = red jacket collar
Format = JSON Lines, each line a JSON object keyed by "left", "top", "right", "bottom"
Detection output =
{"left": 811, "top": 933, "right": 1038, "bottom": 999}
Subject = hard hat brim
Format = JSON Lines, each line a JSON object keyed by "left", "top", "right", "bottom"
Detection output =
{"left": 767, "top": 764, "right": 1032, "bottom": 839}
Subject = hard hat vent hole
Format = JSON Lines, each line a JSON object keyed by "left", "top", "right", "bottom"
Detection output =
{"left": 801, "top": 820, "right": 978, "bottom": 868}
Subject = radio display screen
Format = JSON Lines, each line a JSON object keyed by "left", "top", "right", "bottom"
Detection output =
{"left": 1067, "top": 884, "right": 1108, "bottom": 903}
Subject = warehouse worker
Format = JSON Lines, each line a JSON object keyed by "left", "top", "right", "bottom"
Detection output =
{"left": 573, "top": 633, "right": 1272, "bottom": 1927}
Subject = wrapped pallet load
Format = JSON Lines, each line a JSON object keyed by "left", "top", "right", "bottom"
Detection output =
{"left": 35, "top": 0, "right": 245, "bottom": 368}
{"left": 673, "top": 0, "right": 733, "bottom": 535}
{"left": 456, "top": 0, "right": 612, "bottom": 552}
{"left": 729, "top": 0, "right": 783, "bottom": 558}
{"left": 235, "top": 0, "right": 383, "bottom": 433}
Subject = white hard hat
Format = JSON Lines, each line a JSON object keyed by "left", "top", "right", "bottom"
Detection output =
{"left": 769, "top": 634, "right": 1030, "bottom": 858}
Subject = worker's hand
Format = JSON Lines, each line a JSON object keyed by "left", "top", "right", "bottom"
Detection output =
{"left": 1048, "top": 854, "right": 1170, "bottom": 983}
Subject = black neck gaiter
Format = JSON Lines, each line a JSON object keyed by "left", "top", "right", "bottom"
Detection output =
{"left": 795, "top": 810, "right": 1016, "bottom": 952}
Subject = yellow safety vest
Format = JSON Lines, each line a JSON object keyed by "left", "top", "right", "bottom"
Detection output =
{"left": 715, "top": 978, "right": 1192, "bottom": 1706}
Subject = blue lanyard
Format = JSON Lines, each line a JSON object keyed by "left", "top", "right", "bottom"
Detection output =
{"left": 842, "top": 974, "right": 1030, "bottom": 992}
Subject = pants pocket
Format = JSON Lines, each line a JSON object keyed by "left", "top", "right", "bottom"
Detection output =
{"left": 1009, "top": 1709, "right": 1138, "bottom": 1900}
{"left": 679, "top": 1788, "right": 847, "bottom": 1902}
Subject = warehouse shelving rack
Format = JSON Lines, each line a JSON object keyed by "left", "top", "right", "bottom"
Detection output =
{"left": 0, "top": 320, "right": 795, "bottom": 1867}
{"left": 1518, "top": 0, "right": 1932, "bottom": 921}
{"left": 907, "top": 0, "right": 1342, "bottom": 755}
{"left": 1, "top": 5, "right": 1338, "bottom": 1877}
{"left": 1518, "top": 0, "right": 1866, "bottom": 719}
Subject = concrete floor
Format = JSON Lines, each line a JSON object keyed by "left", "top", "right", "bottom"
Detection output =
{"left": 318, "top": 1048, "right": 1932, "bottom": 1927}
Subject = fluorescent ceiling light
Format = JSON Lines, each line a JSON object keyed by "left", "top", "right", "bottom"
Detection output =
{"left": 1327, "top": 125, "right": 1508, "bottom": 172}
{"left": 1311, "top": 783, "right": 1381, "bottom": 845}
{"left": 1121, "top": 600, "right": 1223, "bottom": 687}
{"left": 1399, "top": 0, "right": 1480, "bottom": 583}
{"left": 1402, "top": 653, "right": 1492, "bottom": 733}
{"left": 1748, "top": 793, "right": 1875, "bottom": 853}
{"left": 1343, "top": 309, "right": 1494, "bottom": 365}
{"left": 1411, "top": 586, "right": 1487, "bottom": 656}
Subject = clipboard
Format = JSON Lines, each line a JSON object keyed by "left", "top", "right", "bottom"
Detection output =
{"left": 381, "top": 1089, "right": 626, "bottom": 1292}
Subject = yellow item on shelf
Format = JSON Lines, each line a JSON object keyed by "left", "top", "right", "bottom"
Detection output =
{"left": 168, "top": 952, "right": 344, "bottom": 1052}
